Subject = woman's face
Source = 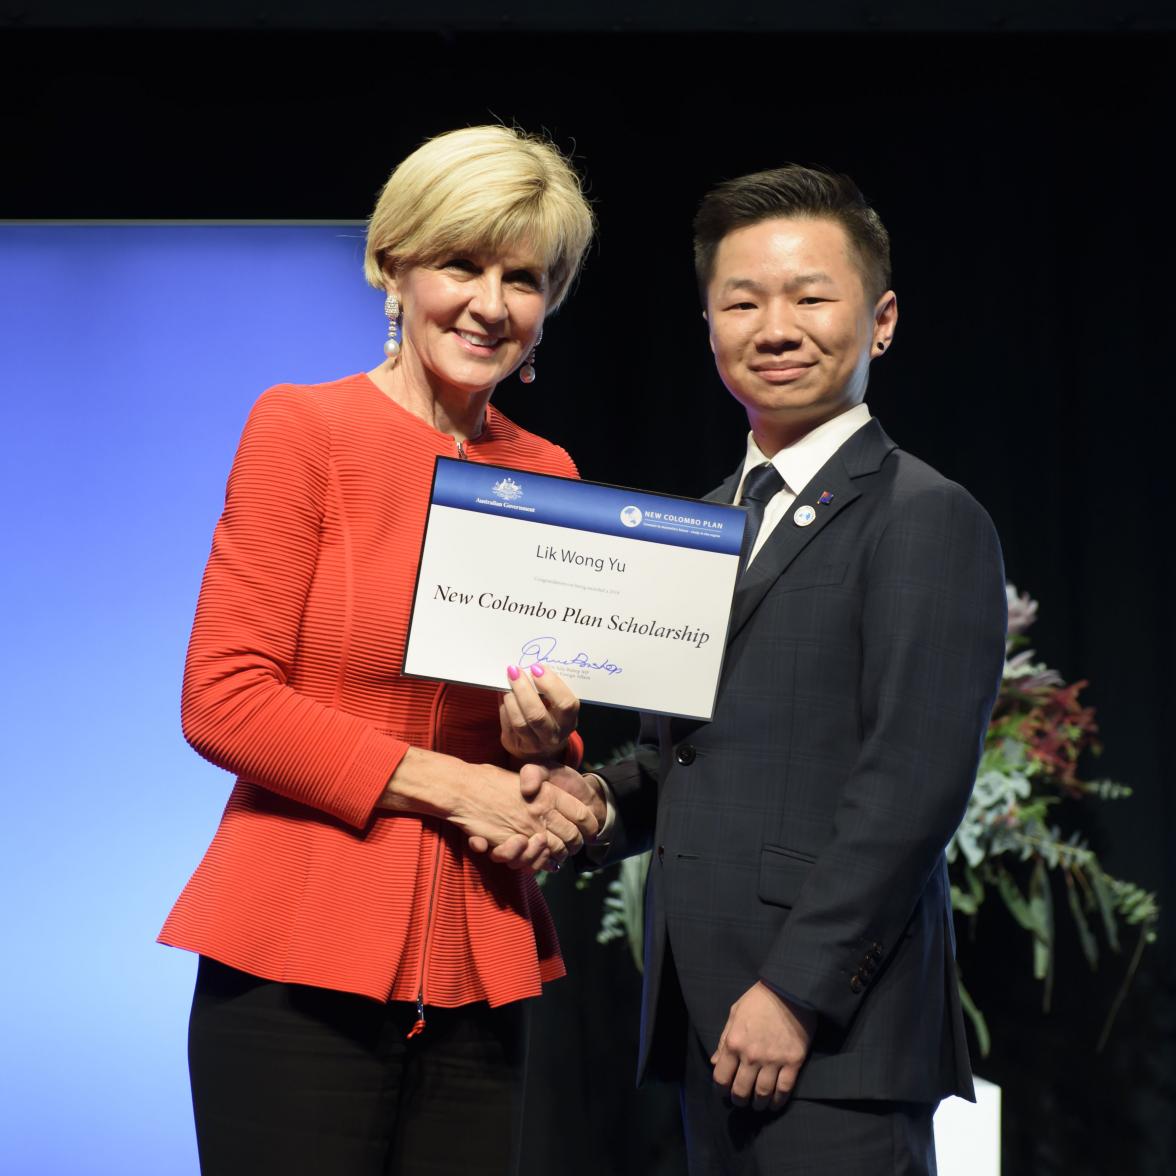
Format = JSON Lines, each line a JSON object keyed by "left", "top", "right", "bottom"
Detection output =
{"left": 390, "top": 245, "right": 549, "bottom": 397}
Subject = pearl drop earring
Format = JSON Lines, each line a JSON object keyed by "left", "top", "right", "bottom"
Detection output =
{"left": 519, "top": 340, "right": 538, "bottom": 384}
{"left": 384, "top": 294, "right": 402, "bottom": 361}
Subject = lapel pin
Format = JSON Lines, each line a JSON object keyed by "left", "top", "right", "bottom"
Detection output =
{"left": 817, "top": 490, "right": 835, "bottom": 505}
{"left": 793, "top": 504, "right": 816, "bottom": 527}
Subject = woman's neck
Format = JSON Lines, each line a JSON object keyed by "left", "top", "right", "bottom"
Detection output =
{"left": 367, "top": 358, "right": 491, "bottom": 443}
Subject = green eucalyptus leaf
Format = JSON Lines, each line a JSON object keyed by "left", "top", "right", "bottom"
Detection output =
{"left": 1066, "top": 875, "right": 1099, "bottom": 969}
{"left": 965, "top": 860, "right": 985, "bottom": 904}
{"left": 1029, "top": 860, "right": 1055, "bottom": 1009}
{"left": 958, "top": 977, "right": 991, "bottom": 1059}
{"left": 996, "top": 866, "right": 1040, "bottom": 934}
{"left": 1089, "top": 867, "right": 1121, "bottom": 952}
{"left": 951, "top": 885, "right": 979, "bottom": 916}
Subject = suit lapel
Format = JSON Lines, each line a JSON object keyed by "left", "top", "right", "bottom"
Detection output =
{"left": 725, "top": 419, "right": 898, "bottom": 644}
{"left": 704, "top": 468, "right": 742, "bottom": 507}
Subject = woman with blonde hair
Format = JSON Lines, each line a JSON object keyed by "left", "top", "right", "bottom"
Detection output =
{"left": 160, "top": 125, "right": 597, "bottom": 1175}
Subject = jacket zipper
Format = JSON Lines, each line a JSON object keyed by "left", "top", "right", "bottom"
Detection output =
{"left": 408, "top": 681, "right": 448, "bottom": 1038}
{"left": 410, "top": 436, "right": 469, "bottom": 1037}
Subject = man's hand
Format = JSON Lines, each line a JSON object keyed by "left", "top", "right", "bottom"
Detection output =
{"left": 476, "top": 764, "right": 608, "bottom": 872}
{"left": 519, "top": 763, "right": 608, "bottom": 834}
{"left": 466, "top": 762, "right": 601, "bottom": 872}
{"left": 711, "top": 981, "right": 817, "bottom": 1111}
{"left": 459, "top": 760, "right": 597, "bottom": 872}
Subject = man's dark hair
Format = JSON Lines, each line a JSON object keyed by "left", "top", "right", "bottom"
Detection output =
{"left": 693, "top": 165, "right": 891, "bottom": 302}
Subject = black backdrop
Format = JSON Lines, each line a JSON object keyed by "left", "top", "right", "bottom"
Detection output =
{"left": 4, "top": 23, "right": 1173, "bottom": 1175}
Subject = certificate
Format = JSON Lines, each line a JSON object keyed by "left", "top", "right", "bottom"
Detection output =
{"left": 403, "top": 458, "right": 747, "bottom": 720}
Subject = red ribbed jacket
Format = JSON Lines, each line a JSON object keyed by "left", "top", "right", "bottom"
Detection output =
{"left": 160, "top": 373, "right": 582, "bottom": 1006}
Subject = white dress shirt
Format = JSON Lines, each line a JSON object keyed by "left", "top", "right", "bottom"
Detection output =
{"left": 734, "top": 402, "right": 872, "bottom": 565}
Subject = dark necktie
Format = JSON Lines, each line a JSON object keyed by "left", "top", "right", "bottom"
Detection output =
{"left": 738, "top": 462, "right": 786, "bottom": 567}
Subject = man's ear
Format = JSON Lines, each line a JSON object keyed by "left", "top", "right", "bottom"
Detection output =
{"left": 871, "top": 290, "right": 898, "bottom": 356}
{"left": 703, "top": 308, "right": 715, "bottom": 356}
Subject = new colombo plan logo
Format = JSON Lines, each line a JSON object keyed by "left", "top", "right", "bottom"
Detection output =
{"left": 620, "top": 505, "right": 642, "bottom": 528}
{"left": 492, "top": 477, "right": 523, "bottom": 502}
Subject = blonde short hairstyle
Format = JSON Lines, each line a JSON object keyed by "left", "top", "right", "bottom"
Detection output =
{"left": 364, "top": 125, "right": 594, "bottom": 312}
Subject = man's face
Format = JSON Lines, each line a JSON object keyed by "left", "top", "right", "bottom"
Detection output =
{"left": 704, "top": 216, "right": 895, "bottom": 443}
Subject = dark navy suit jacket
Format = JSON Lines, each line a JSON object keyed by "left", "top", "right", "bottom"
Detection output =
{"left": 598, "top": 418, "right": 1006, "bottom": 1103}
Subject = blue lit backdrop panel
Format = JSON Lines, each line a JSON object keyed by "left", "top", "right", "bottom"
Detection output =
{"left": 0, "top": 224, "right": 377, "bottom": 1176}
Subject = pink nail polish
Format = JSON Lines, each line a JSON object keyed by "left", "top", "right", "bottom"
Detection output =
{"left": 507, "top": 664, "right": 520, "bottom": 681}
{"left": 530, "top": 663, "right": 545, "bottom": 678}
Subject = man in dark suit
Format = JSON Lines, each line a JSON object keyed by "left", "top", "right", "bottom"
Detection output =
{"left": 526, "top": 165, "right": 1007, "bottom": 1173}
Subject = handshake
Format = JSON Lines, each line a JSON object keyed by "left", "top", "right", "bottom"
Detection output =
{"left": 379, "top": 665, "right": 606, "bottom": 872}
{"left": 463, "top": 660, "right": 608, "bottom": 873}
{"left": 465, "top": 761, "right": 609, "bottom": 874}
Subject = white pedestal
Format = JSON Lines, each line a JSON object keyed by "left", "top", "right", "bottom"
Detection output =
{"left": 933, "top": 1077, "right": 1001, "bottom": 1175}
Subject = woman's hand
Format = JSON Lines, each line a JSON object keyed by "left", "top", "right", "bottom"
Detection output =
{"left": 378, "top": 747, "right": 599, "bottom": 872}
{"left": 499, "top": 663, "right": 580, "bottom": 762}
{"left": 460, "top": 761, "right": 600, "bottom": 871}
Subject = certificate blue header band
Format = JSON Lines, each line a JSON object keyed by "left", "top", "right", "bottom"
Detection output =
{"left": 431, "top": 459, "right": 746, "bottom": 556}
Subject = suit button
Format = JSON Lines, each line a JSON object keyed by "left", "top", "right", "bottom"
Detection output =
{"left": 675, "top": 744, "right": 696, "bottom": 766}
{"left": 849, "top": 973, "right": 865, "bottom": 994}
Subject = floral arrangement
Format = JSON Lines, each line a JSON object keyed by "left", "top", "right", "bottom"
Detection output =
{"left": 946, "top": 585, "right": 1159, "bottom": 1054}
{"left": 582, "top": 586, "right": 1160, "bottom": 1056}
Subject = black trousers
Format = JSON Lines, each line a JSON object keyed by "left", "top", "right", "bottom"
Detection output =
{"left": 681, "top": 1025, "right": 938, "bottom": 1176}
{"left": 188, "top": 957, "right": 530, "bottom": 1176}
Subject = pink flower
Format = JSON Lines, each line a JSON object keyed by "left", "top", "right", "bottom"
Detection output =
{"left": 1006, "top": 583, "right": 1039, "bottom": 637}
{"left": 1005, "top": 649, "right": 1064, "bottom": 693}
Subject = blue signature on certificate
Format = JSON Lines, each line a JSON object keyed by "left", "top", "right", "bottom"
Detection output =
{"left": 519, "top": 636, "right": 623, "bottom": 676}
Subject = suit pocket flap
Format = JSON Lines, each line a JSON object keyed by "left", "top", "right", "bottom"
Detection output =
{"left": 757, "top": 844, "right": 815, "bottom": 907}
{"left": 774, "top": 561, "right": 847, "bottom": 594}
